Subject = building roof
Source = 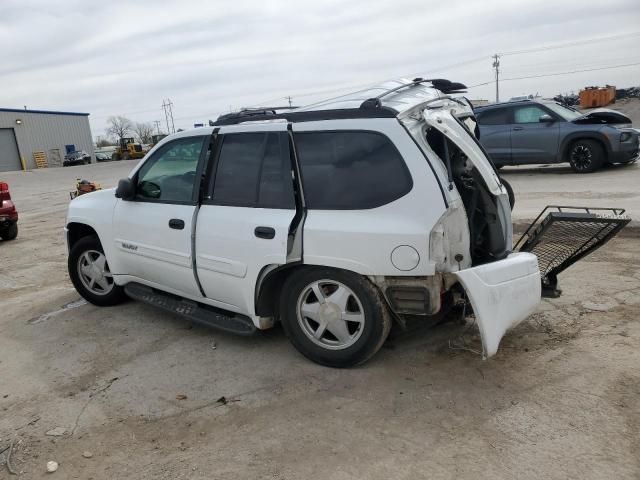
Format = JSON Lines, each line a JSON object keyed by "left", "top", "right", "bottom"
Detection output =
{"left": 0, "top": 107, "right": 89, "bottom": 117}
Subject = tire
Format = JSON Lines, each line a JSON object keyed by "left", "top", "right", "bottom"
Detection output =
{"left": 111, "top": 153, "right": 120, "bottom": 161}
{"left": 568, "top": 139, "right": 605, "bottom": 173}
{"left": 122, "top": 152, "right": 130, "bottom": 160}
{"left": 0, "top": 222, "right": 18, "bottom": 241}
{"left": 500, "top": 177, "right": 515, "bottom": 210}
{"left": 68, "top": 235, "right": 127, "bottom": 306}
{"left": 280, "top": 267, "right": 392, "bottom": 367}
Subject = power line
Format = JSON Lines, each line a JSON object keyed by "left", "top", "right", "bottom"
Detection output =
{"left": 467, "top": 61, "right": 640, "bottom": 88}
{"left": 499, "top": 31, "right": 640, "bottom": 56}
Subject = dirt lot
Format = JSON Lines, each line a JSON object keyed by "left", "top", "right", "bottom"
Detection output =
{"left": 1, "top": 160, "right": 639, "bottom": 479}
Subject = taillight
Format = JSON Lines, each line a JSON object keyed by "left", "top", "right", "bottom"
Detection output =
{"left": 0, "top": 182, "right": 10, "bottom": 202}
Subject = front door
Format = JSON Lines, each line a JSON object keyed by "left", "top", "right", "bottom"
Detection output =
{"left": 112, "top": 135, "right": 208, "bottom": 297}
{"left": 509, "top": 105, "right": 561, "bottom": 164}
{"left": 195, "top": 128, "right": 297, "bottom": 314}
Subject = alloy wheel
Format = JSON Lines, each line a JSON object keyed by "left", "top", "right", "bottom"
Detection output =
{"left": 296, "top": 279, "right": 365, "bottom": 350}
{"left": 77, "top": 250, "right": 114, "bottom": 296}
{"left": 571, "top": 144, "right": 592, "bottom": 171}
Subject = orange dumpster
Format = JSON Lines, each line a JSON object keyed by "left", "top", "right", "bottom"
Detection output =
{"left": 579, "top": 86, "right": 616, "bottom": 108}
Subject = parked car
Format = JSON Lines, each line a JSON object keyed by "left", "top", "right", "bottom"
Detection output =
{"left": 475, "top": 99, "right": 639, "bottom": 172}
{"left": 65, "top": 78, "right": 541, "bottom": 367}
{"left": 63, "top": 150, "right": 91, "bottom": 166}
{"left": 95, "top": 151, "right": 112, "bottom": 162}
{"left": 0, "top": 181, "right": 18, "bottom": 240}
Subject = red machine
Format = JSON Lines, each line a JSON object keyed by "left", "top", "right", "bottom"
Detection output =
{"left": 0, "top": 181, "right": 18, "bottom": 241}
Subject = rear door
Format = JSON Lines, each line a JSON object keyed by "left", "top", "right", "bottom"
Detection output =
{"left": 509, "top": 105, "right": 561, "bottom": 164}
{"left": 476, "top": 107, "right": 512, "bottom": 165}
{"left": 195, "top": 126, "right": 297, "bottom": 314}
{"left": 112, "top": 135, "right": 207, "bottom": 297}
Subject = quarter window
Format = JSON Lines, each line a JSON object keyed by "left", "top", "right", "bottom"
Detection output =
{"left": 211, "top": 132, "right": 294, "bottom": 209}
{"left": 294, "top": 131, "right": 412, "bottom": 210}
{"left": 513, "top": 105, "right": 549, "bottom": 124}
{"left": 135, "top": 136, "right": 205, "bottom": 202}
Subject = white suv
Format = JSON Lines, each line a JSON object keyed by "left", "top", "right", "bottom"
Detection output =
{"left": 65, "top": 79, "right": 541, "bottom": 367}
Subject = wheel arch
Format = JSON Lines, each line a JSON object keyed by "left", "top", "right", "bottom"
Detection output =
{"left": 66, "top": 222, "right": 99, "bottom": 251}
{"left": 560, "top": 132, "right": 610, "bottom": 162}
{"left": 255, "top": 263, "right": 396, "bottom": 321}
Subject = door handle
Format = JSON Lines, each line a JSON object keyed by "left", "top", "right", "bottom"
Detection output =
{"left": 254, "top": 226, "right": 276, "bottom": 239}
{"left": 513, "top": 126, "right": 524, "bottom": 131}
{"left": 168, "top": 218, "right": 185, "bottom": 230}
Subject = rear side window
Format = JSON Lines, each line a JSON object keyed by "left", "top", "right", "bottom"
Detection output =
{"left": 294, "top": 131, "right": 412, "bottom": 210}
{"left": 211, "top": 132, "right": 294, "bottom": 209}
{"left": 477, "top": 108, "right": 510, "bottom": 125}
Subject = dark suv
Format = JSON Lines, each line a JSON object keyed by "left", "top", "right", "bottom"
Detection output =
{"left": 475, "top": 99, "right": 639, "bottom": 172}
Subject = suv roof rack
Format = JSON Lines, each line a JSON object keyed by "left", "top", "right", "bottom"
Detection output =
{"left": 210, "top": 106, "right": 398, "bottom": 126}
{"left": 210, "top": 106, "right": 299, "bottom": 126}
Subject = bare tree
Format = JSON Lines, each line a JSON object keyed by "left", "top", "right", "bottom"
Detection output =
{"left": 105, "top": 116, "right": 133, "bottom": 146}
{"left": 133, "top": 122, "right": 155, "bottom": 144}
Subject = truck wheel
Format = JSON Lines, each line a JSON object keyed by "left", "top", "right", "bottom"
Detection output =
{"left": 280, "top": 268, "right": 391, "bottom": 367}
{"left": 568, "top": 139, "right": 604, "bottom": 173}
{"left": 111, "top": 153, "right": 120, "bottom": 161}
{"left": 68, "top": 235, "right": 127, "bottom": 306}
{"left": 122, "top": 152, "right": 130, "bottom": 160}
{"left": 0, "top": 222, "right": 18, "bottom": 240}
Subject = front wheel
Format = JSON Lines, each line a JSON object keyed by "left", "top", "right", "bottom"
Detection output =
{"left": 568, "top": 139, "right": 605, "bottom": 173}
{"left": 280, "top": 268, "right": 391, "bottom": 367}
{"left": 68, "top": 235, "right": 127, "bottom": 306}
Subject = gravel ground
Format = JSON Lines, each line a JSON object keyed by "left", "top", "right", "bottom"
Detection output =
{"left": 0, "top": 159, "right": 639, "bottom": 479}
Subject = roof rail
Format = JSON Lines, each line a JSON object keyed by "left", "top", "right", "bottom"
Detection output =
{"left": 210, "top": 106, "right": 398, "bottom": 126}
{"left": 211, "top": 106, "right": 299, "bottom": 126}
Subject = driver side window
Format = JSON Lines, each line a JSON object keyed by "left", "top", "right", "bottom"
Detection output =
{"left": 136, "top": 136, "right": 205, "bottom": 203}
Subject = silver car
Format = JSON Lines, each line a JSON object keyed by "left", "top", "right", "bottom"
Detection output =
{"left": 475, "top": 99, "right": 639, "bottom": 172}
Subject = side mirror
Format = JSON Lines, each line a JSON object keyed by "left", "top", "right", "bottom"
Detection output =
{"left": 115, "top": 178, "right": 136, "bottom": 200}
{"left": 539, "top": 114, "right": 554, "bottom": 123}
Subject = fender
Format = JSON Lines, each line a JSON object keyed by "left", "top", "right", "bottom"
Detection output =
{"left": 66, "top": 188, "right": 122, "bottom": 274}
{"left": 557, "top": 130, "right": 612, "bottom": 162}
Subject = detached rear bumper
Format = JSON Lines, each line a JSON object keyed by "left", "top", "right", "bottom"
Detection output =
{"left": 454, "top": 252, "right": 541, "bottom": 358}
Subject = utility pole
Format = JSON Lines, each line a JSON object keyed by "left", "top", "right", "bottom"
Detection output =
{"left": 153, "top": 120, "right": 161, "bottom": 134}
{"left": 285, "top": 96, "right": 293, "bottom": 108}
{"left": 492, "top": 54, "right": 500, "bottom": 102}
{"left": 161, "top": 99, "right": 176, "bottom": 134}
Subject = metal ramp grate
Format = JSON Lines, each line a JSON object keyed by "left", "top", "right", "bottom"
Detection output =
{"left": 515, "top": 206, "right": 631, "bottom": 297}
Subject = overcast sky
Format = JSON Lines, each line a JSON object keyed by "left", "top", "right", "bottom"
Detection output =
{"left": 1, "top": 0, "right": 639, "bottom": 138}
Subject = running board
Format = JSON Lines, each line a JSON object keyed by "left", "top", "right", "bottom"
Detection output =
{"left": 124, "top": 283, "right": 256, "bottom": 335}
{"left": 515, "top": 206, "right": 630, "bottom": 297}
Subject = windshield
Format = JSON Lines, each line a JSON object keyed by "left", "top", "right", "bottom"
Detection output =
{"left": 545, "top": 102, "right": 583, "bottom": 121}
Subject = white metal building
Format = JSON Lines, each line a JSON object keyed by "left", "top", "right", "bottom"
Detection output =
{"left": 0, "top": 108, "right": 94, "bottom": 172}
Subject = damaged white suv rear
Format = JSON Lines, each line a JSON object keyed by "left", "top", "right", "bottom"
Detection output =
{"left": 66, "top": 78, "right": 541, "bottom": 367}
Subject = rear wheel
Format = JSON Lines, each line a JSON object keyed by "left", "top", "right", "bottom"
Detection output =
{"left": 0, "top": 222, "right": 18, "bottom": 240}
{"left": 568, "top": 139, "right": 605, "bottom": 173}
{"left": 68, "top": 235, "right": 127, "bottom": 306}
{"left": 280, "top": 268, "right": 391, "bottom": 367}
